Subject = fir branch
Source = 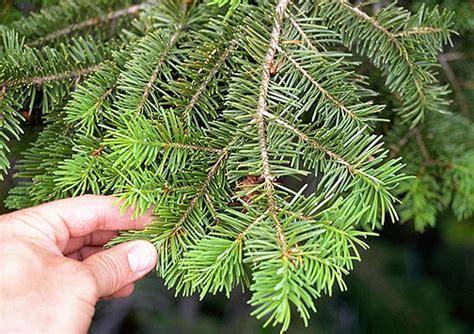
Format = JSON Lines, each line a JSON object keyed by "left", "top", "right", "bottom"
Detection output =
{"left": 28, "top": 3, "right": 151, "bottom": 47}
{"left": 237, "top": 210, "right": 270, "bottom": 240}
{"left": 439, "top": 53, "right": 471, "bottom": 118}
{"left": 1, "top": 64, "right": 101, "bottom": 89}
{"left": 204, "top": 192, "right": 221, "bottom": 225}
{"left": 182, "top": 43, "right": 236, "bottom": 122}
{"left": 338, "top": 0, "right": 425, "bottom": 98}
{"left": 2, "top": 1, "right": 461, "bottom": 331}
{"left": 171, "top": 146, "right": 230, "bottom": 235}
{"left": 262, "top": 111, "right": 354, "bottom": 171}
{"left": 162, "top": 143, "right": 223, "bottom": 153}
{"left": 286, "top": 15, "right": 319, "bottom": 52}
{"left": 394, "top": 26, "right": 445, "bottom": 38}
{"left": 138, "top": 26, "right": 184, "bottom": 113}
{"left": 413, "top": 128, "right": 432, "bottom": 163}
{"left": 319, "top": 0, "right": 453, "bottom": 125}
{"left": 254, "top": 0, "right": 290, "bottom": 254}
{"left": 275, "top": 45, "right": 357, "bottom": 120}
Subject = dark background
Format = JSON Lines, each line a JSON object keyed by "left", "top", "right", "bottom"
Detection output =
{"left": 1, "top": 1, "right": 473, "bottom": 333}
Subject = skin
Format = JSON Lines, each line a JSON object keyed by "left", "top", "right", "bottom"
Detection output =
{"left": 0, "top": 195, "right": 158, "bottom": 334}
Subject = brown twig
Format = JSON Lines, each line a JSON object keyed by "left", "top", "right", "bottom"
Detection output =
{"left": 439, "top": 53, "right": 471, "bottom": 118}
{"left": 29, "top": 3, "right": 151, "bottom": 47}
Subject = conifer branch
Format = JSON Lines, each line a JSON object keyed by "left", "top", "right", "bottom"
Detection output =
{"left": 2, "top": 1, "right": 460, "bottom": 330}
{"left": 394, "top": 27, "right": 445, "bottom": 38}
{"left": 286, "top": 15, "right": 319, "bottom": 52}
{"left": 338, "top": 0, "right": 425, "bottom": 99}
{"left": 171, "top": 146, "right": 230, "bottom": 235}
{"left": 413, "top": 128, "right": 433, "bottom": 166}
{"left": 1, "top": 65, "right": 102, "bottom": 90}
{"left": 204, "top": 193, "right": 221, "bottom": 225}
{"left": 24, "top": 65, "right": 100, "bottom": 88}
{"left": 95, "top": 87, "right": 116, "bottom": 109}
{"left": 237, "top": 210, "right": 270, "bottom": 240}
{"left": 439, "top": 53, "right": 471, "bottom": 118}
{"left": 389, "top": 129, "right": 415, "bottom": 158}
{"left": 182, "top": 43, "right": 236, "bottom": 121}
{"left": 262, "top": 111, "right": 354, "bottom": 171}
{"left": 254, "top": 0, "right": 290, "bottom": 255}
{"left": 276, "top": 45, "right": 357, "bottom": 120}
{"left": 164, "top": 143, "right": 223, "bottom": 153}
{"left": 28, "top": 3, "right": 151, "bottom": 47}
{"left": 138, "top": 27, "right": 183, "bottom": 113}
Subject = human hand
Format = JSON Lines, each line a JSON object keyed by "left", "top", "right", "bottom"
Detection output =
{"left": 0, "top": 195, "right": 158, "bottom": 334}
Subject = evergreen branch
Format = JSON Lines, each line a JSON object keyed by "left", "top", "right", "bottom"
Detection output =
{"left": 237, "top": 210, "right": 270, "bottom": 240}
{"left": 394, "top": 27, "right": 445, "bottom": 38}
{"left": 286, "top": 14, "right": 318, "bottom": 52}
{"left": 276, "top": 45, "right": 357, "bottom": 120}
{"left": 254, "top": 0, "right": 290, "bottom": 255}
{"left": 255, "top": 0, "right": 288, "bottom": 188}
{"left": 28, "top": 3, "right": 151, "bottom": 47}
{"left": 182, "top": 43, "right": 236, "bottom": 122}
{"left": 163, "top": 143, "right": 223, "bottom": 153}
{"left": 389, "top": 128, "right": 415, "bottom": 158}
{"left": 439, "top": 53, "right": 471, "bottom": 118}
{"left": 171, "top": 146, "right": 230, "bottom": 235}
{"left": 2, "top": 1, "right": 461, "bottom": 331}
{"left": 338, "top": 0, "right": 425, "bottom": 98}
{"left": 262, "top": 111, "right": 353, "bottom": 171}
{"left": 138, "top": 26, "right": 184, "bottom": 114}
{"left": 0, "top": 86, "right": 24, "bottom": 180}
{"left": 319, "top": 0, "right": 453, "bottom": 125}
{"left": 1, "top": 64, "right": 102, "bottom": 89}
{"left": 204, "top": 192, "right": 221, "bottom": 225}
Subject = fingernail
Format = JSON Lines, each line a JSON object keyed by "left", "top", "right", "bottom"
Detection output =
{"left": 127, "top": 241, "right": 156, "bottom": 273}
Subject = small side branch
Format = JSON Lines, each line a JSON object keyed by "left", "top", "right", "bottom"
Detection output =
{"left": 182, "top": 43, "right": 236, "bottom": 120}
{"left": 172, "top": 147, "right": 230, "bottom": 233}
{"left": 237, "top": 210, "right": 270, "bottom": 240}
{"left": 138, "top": 27, "right": 183, "bottom": 113}
{"left": 277, "top": 45, "right": 357, "bottom": 120}
{"left": 263, "top": 111, "right": 355, "bottom": 171}
{"left": 439, "top": 53, "right": 471, "bottom": 118}
{"left": 389, "top": 129, "right": 415, "bottom": 158}
{"left": 413, "top": 128, "right": 432, "bottom": 164}
{"left": 286, "top": 15, "right": 319, "bottom": 52}
{"left": 339, "top": 0, "right": 425, "bottom": 98}
{"left": 395, "top": 27, "right": 444, "bottom": 38}
{"left": 29, "top": 3, "right": 151, "bottom": 47}
{"left": 1, "top": 64, "right": 101, "bottom": 90}
{"left": 163, "top": 143, "right": 223, "bottom": 153}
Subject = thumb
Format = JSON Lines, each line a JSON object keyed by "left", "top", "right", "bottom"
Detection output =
{"left": 83, "top": 240, "right": 157, "bottom": 298}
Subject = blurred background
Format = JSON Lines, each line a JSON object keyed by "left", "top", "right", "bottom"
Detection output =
{"left": 1, "top": 0, "right": 473, "bottom": 333}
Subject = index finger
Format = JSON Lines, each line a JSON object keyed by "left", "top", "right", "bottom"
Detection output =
{"left": 4, "top": 195, "right": 153, "bottom": 250}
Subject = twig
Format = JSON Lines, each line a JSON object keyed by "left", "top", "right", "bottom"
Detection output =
{"left": 29, "top": 3, "right": 151, "bottom": 47}
{"left": 439, "top": 53, "right": 471, "bottom": 118}
{"left": 254, "top": 0, "right": 291, "bottom": 254}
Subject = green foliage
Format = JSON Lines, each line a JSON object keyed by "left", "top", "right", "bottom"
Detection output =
{"left": 8, "top": 0, "right": 149, "bottom": 47}
{"left": 0, "top": 0, "right": 158, "bottom": 180}
{"left": 391, "top": 114, "right": 474, "bottom": 231}
{"left": 1, "top": 0, "right": 470, "bottom": 332}
{"left": 207, "top": 0, "right": 247, "bottom": 12}
{"left": 318, "top": 0, "right": 454, "bottom": 125}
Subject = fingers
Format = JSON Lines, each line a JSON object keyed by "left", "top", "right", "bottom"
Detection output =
{"left": 6, "top": 195, "right": 154, "bottom": 250}
{"left": 83, "top": 240, "right": 157, "bottom": 298}
{"left": 104, "top": 284, "right": 135, "bottom": 300}
{"left": 67, "top": 247, "right": 103, "bottom": 261}
{"left": 63, "top": 231, "right": 118, "bottom": 254}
